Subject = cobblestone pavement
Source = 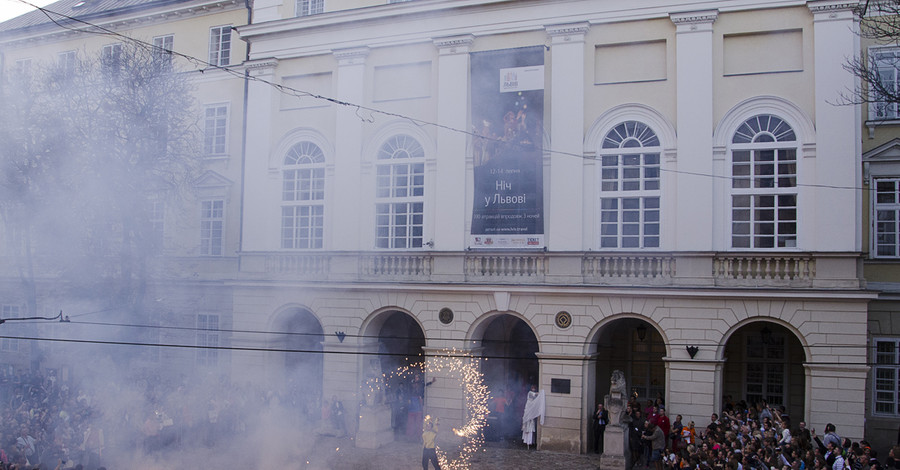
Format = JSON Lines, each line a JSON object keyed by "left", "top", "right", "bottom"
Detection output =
{"left": 302, "top": 435, "right": 605, "bottom": 470}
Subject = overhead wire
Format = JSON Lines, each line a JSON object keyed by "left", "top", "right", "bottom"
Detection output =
{"left": 5, "top": 0, "right": 871, "bottom": 192}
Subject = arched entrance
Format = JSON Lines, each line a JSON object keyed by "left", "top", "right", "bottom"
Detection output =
{"left": 368, "top": 310, "right": 426, "bottom": 441}
{"left": 721, "top": 321, "right": 806, "bottom": 422}
{"left": 592, "top": 317, "right": 666, "bottom": 411}
{"left": 272, "top": 307, "right": 324, "bottom": 425}
{"left": 476, "top": 314, "right": 539, "bottom": 441}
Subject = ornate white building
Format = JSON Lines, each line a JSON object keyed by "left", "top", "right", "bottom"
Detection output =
{"left": 233, "top": 0, "right": 869, "bottom": 452}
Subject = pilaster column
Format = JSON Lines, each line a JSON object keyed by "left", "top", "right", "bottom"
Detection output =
{"left": 807, "top": 1, "right": 861, "bottom": 251}
{"left": 433, "top": 35, "right": 474, "bottom": 251}
{"left": 536, "top": 351, "right": 589, "bottom": 452}
{"left": 546, "top": 23, "right": 589, "bottom": 251}
{"left": 332, "top": 47, "right": 369, "bottom": 250}
{"left": 665, "top": 357, "right": 723, "bottom": 428}
{"left": 804, "top": 363, "right": 868, "bottom": 441}
{"left": 670, "top": 10, "right": 717, "bottom": 250}
{"left": 242, "top": 58, "right": 279, "bottom": 250}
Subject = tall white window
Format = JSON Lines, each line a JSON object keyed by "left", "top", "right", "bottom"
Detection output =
{"left": 873, "top": 338, "right": 900, "bottom": 415}
{"left": 730, "top": 115, "right": 798, "bottom": 249}
{"left": 13, "top": 58, "right": 32, "bottom": 81}
{"left": 296, "top": 0, "right": 324, "bottom": 16}
{"left": 196, "top": 314, "right": 219, "bottom": 367}
{"left": 203, "top": 105, "right": 228, "bottom": 156}
{"left": 282, "top": 142, "right": 325, "bottom": 249}
{"left": 201, "top": 200, "right": 224, "bottom": 256}
{"left": 599, "top": 121, "right": 661, "bottom": 249}
{"left": 375, "top": 135, "right": 425, "bottom": 249}
{"left": 148, "top": 200, "right": 165, "bottom": 250}
{"left": 101, "top": 43, "right": 122, "bottom": 68}
{"left": 745, "top": 333, "right": 786, "bottom": 408}
{"left": 58, "top": 51, "right": 76, "bottom": 77}
{"left": 152, "top": 35, "right": 174, "bottom": 65}
{"left": 872, "top": 48, "right": 900, "bottom": 120}
{"left": 0, "top": 305, "right": 20, "bottom": 352}
{"left": 874, "top": 178, "right": 900, "bottom": 258}
{"left": 208, "top": 26, "right": 232, "bottom": 67}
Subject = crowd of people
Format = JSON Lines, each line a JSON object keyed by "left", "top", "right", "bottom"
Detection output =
{"left": 0, "top": 367, "right": 327, "bottom": 470}
{"left": 601, "top": 394, "right": 897, "bottom": 470}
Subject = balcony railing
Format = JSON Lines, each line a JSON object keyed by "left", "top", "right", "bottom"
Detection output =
{"left": 233, "top": 251, "right": 860, "bottom": 289}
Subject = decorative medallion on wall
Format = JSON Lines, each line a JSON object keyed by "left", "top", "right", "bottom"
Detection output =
{"left": 555, "top": 311, "right": 572, "bottom": 329}
{"left": 439, "top": 307, "right": 454, "bottom": 325}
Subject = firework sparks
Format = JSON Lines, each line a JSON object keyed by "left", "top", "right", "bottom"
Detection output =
{"left": 373, "top": 348, "right": 489, "bottom": 470}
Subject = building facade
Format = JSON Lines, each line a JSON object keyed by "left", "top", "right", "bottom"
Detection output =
{"left": 235, "top": 0, "right": 870, "bottom": 452}
{"left": 0, "top": 0, "right": 880, "bottom": 455}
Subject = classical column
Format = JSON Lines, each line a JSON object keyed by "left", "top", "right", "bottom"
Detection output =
{"left": 670, "top": 10, "right": 717, "bottom": 251}
{"left": 546, "top": 23, "right": 589, "bottom": 251}
{"left": 807, "top": 1, "right": 861, "bottom": 251}
{"left": 536, "top": 351, "right": 590, "bottom": 453}
{"left": 804, "top": 363, "right": 868, "bottom": 441}
{"left": 331, "top": 47, "right": 369, "bottom": 250}
{"left": 241, "top": 58, "right": 279, "bottom": 250}
{"left": 433, "top": 35, "right": 474, "bottom": 252}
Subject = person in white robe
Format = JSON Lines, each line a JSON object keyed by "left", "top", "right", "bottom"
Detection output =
{"left": 521, "top": 386, "right": 545, "bottom": 448}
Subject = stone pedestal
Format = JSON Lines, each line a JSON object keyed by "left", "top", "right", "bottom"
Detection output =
{"left": 355, "top": 404, "right": 393, "bottom": 449}
{"left": 598, "top": 426, "right": 626, "bottom": 470}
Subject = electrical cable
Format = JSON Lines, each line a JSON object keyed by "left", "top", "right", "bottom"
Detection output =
{"left": 3, "top": 0, "right": 871, "bottom": 192}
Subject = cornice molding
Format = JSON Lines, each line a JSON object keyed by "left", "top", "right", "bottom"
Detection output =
{"left": 670, "top": 9, "right": 719, "bottom": 25}
{"left": 333, "top": 46, "right": 370, "bottom": 66}
{"left": 433, "top": 34, "right": 474, "bottom": 50}
{"left": 545, "top": 22, "right": 589, "bottom": 38}
{"left": 807, "top": 0, "right": 860, "bottom": 14}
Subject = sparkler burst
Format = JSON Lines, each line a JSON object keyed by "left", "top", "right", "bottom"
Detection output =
{"left": 376, "top": 348, "right": 489, "bottom": 470}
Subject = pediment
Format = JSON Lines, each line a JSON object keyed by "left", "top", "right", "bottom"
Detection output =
{"left": 193, "top": 170, "right": 233, "bottom": 189}
{"left": 864, "top": 138, "right": 900, "bottom": 162}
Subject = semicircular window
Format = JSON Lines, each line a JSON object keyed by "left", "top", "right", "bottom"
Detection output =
{"left": 598, "top": 121, "right": 661, "bottom": 249}
{"left": 730, "top": 114, "right": 798, "bottom": 249}
{"left": 281, "top": 141, "right": 325, "bottom": 249}
{"left": 375, "top": 134, "right": 425, "bottom": 249}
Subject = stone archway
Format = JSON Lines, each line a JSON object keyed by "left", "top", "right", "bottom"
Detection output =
{"left": 474, "top": 313, "right": 540, "bottom": 441}
{"left": 720, "top": 321, "right": 807, "bottom": 423}
{"left": 271, "top": 307, "right": 324, "bottom": 425}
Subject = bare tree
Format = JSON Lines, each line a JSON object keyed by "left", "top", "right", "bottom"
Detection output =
{"left": 848, "top": 1, "right": 900, "bottom": 112}
{"left": 0, "top": 41, "right": 202, "bottom": 333}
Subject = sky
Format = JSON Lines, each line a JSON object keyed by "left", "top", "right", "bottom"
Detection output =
{"left": 0, "top": 0, "right": 54, "bottom": 23}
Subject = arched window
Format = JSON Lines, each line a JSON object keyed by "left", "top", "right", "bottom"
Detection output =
{"left": 281, "top": 141, "right": 325, "bottom": 249}
{"left": 730, "top": 115, "right": 797, "bottom": 249}
{"left": 375, "top": 135, "right": 425, "bottom": 249}
{"left": 599, "top": 121, "right": 661, "bottom": 249}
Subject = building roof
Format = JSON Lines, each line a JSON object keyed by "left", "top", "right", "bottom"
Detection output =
{"left": 0, "top": 0, "right": 200, "bottom": 36}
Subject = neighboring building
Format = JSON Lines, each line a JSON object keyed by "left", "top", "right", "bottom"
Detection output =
{"left": 0, "top": 0, "right": 881, "bottom": 456}
{"left": 861, "top": 4, "right": 900, "bottom": 453}
{"left": 0, "top": 0, "right": 248, "bottom": 379}
{"left": 236, "top": 0, "right": 869, "bottom": 453}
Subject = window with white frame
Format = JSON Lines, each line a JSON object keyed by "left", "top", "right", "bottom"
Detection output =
{"left": 58, "top": 51, "right": 76, "bottom": 78}
{"left": 101, "top": 43, "right": 122, "bottom": 72}
{"left": 599, "top": 121, "right": 661, "bottom": 249}
{"left": 874, "top": 338, "right": 900, "bottom": 415}
{"left": 282, "top": 142, "right": 325, "bottom": 249}
{"left": 874, "top": 178, "right": 900, "bottom": 258}
{"left": 148, "top": 200, "right": 165, "bottom": 250}
{"left": 203, "top": 105, "right": 228, "bottom": 156}
{"left": 152, "top": 35, "right": 174, "bottom": 65}
{"left": 730, "top": 115, "right": 798, "bottom": 249}
{"left": 871, "top": 48, "right": 900, "bottom": 120}
{"left": 745, "top": 333, "right": 786, "bottom": 408}
{"left": 0, "top": 305, "right": 21, "bottom": 352}
{"left": 13, "top": 58, "right": 32, "bottom": 81}
{"left": 196, "top": 314, "right": 219, "bottom": 367}
{"left": 375, "top": 135, "right": 425, "bottom": 249}
{"left": 296, "top": 0, "right": 323, "bottom": 16}
{"left": 208, "top": 26, "right": 232, "bottom": 67}
{"left": 200, "top": 199, "right": 224, "bottom": 256}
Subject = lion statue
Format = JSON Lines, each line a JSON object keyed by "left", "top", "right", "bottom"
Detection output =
{"left": 610, "top": 370, "right": 627, "bottom": 398}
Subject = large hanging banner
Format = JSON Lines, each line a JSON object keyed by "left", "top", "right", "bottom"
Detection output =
{"left": 470, "top": 46, "right": 545, "bottom": 249}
